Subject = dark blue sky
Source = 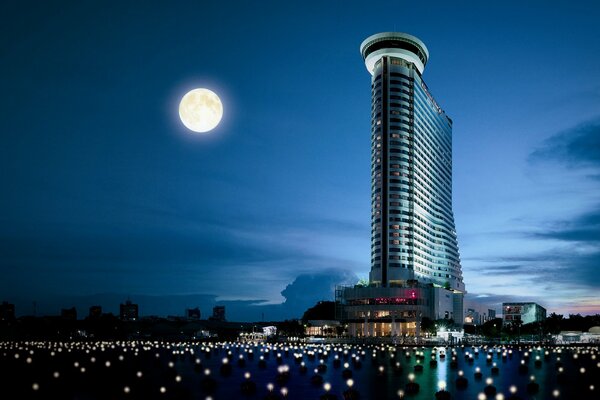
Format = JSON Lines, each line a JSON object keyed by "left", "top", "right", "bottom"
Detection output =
{"left": 1, "top": 0, "right": 599, "bottom": 320}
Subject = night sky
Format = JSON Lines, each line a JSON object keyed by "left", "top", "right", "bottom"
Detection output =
{"left": 1, "top": 1, "right": 599, "bottom": 321}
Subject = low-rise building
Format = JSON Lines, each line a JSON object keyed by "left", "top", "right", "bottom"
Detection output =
{"left": 304, "top": 320, "right": 340, "bottom": 337}
{"left": 120, "top": 300, "right": 139, "bottom": 321}
{"left": 336, "top": 283, "right": 462, "bottom": 337}
{"left": 502, "top": 302, "right": 546, "bottom": 326}
{"left": 464, "top": 308, "right": 480, "bottom": 325}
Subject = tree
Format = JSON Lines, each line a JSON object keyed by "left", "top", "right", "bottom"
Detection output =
{"left": 301, "top": 301, "right": 335, "bottom": 322}
{"left": 544, "top": 313, "right": 564, "bottom": 334}
{"left": 480, "top": 318, "right": 502, "bottom": 338}
{"left": 420, "top": 317, "right": 436, "bottom": 334}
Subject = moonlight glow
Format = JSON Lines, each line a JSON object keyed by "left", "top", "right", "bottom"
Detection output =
{"left": 178, "top": 88, "right": 223, "bottom": 133}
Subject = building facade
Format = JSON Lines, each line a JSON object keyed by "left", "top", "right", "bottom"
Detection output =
{"left": 186, "top": 307, "right": 201, "bottom": 320}
{"left": 120, "top": 300, "right": 139, "bottom": 321}
{"left": 210, "top": 305, "right": 226, "bottom": 322}
{"left": 502, "top": 302, "right": 546, "bottom": 326}
{"left": 464, "top": 308, "right": 481, "bottom": 325}
{"left": 338, "top": 32, "right": 465, "bottom": 337}
{"left": 88, "top": 305, "right": 102, "bottom": 319}
{"left": 0, "top": 301, "right": 16, "bottom": 321}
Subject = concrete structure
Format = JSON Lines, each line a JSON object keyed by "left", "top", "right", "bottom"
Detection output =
{"left": 502, "top": 302, "right": 546, "bottom": 326}
{"left": 120, "top": 300, "right": 139, "bottom": 321}
{"left": 337, "top": 32, "right": 465, "bottom": 337}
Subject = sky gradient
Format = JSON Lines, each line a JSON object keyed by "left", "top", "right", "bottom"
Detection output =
{"left": 1, "top": 0, "right": 599, "bottom": 320}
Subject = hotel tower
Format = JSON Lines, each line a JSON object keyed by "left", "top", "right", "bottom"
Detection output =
{"left": 338, "top": 32, "right": 465, "bottom": 337}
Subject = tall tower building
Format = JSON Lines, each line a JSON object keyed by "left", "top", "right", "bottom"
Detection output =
{"left": 360, "top": 32, "right": 465, "bottom": 292}
{"left": 337, "top": 32, "right": 465, "bottom": 337}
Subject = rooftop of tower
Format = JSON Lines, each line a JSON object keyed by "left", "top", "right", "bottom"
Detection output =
{"left": 360, "top": 32, "right": 429, "bottom": 75}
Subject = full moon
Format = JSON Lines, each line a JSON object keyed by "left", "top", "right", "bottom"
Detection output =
{"left": 178, "top": 88, "right": 223, "bottom": 133}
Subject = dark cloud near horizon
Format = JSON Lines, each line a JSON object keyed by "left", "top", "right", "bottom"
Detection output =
{"left": 531, "top": 207, "right": 600, "bottom": 243}
{"left": 529, "top": 119, "right": 600, "bottom": 168}
{"left": 466, "top": 203, "right": 600, "bottom": 295}
{"left": 280, "top": 269, "right": 358, "bottom": 312}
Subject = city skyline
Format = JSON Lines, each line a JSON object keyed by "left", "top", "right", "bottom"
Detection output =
{"left": 1, "top": 1, "right": 599, "bottom": 321}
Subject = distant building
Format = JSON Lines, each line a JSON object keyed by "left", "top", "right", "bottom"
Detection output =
{"left": 488, "top": 309, "right": 496, "bottom": 320}
{"left": 186, "top": 307, "right": 201, "bottom": 320}
{"left": 120, "top": 300, "right": 139, "bottom": 321}
{"left": 464, "top": 308, "right": 480, "bottom": 325}
{"left": 61, "top": 307, "right": 77, "bottom": 320}
{"left": 502, "top": 302, "right": 546, "bottom": 326}
{"left": 305, "top": 320, "right": 340, "bottom": 337}
{"left": 88, "top": 305, "right": 102, "bottom": 319}
{"left": 262, "top": 326, "right": 277, "bottom": 337}
{"left": 1, "top": 301, "right": 15, "bottom": 321}
{"left": 209, "top": 305, "right": 226, "bottom": 322}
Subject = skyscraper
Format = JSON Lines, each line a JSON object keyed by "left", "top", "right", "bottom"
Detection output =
{"left": 337, "top": 32, "right": 465, "bottom": 337}
{"left": 361, "top": 32, "right": 465, "bottom": 292}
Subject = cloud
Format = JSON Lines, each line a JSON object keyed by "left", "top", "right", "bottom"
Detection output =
{"left": 529, "top": 119, "right": 600, "bottom": 168}
{"left": 475, "top": 206, "right": 600, "bottom": 289}
{"left": 280, "top": 269, "right": 358, "bottom": 311}
{"left": 531, "top": 207, "right": 600, "bottom": 243}
{"left": 476, "top": 264, "right": 527, "bottom": 276}
{"left": 0, "top": 192, "right": 367, "bottom": 300}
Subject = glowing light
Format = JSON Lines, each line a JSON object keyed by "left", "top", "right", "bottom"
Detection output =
{"left": 179, "top": 88, "right": 223, "bottom": 133}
